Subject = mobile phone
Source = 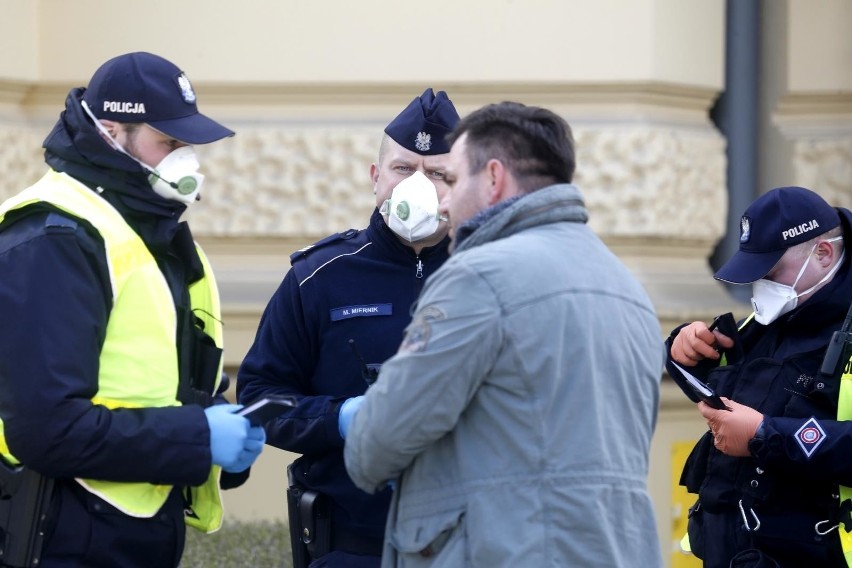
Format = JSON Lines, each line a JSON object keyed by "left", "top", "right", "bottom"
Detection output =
{"left": 235, "top": 396, "right": 297, "bottom": 426}
{"left": 669, "top": 361, "right": 731, "bottom": 411}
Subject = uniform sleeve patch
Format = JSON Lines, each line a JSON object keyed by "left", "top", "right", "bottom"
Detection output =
{"left": 794, "top": 417, "right": 827, "bottom": 458}
{"left": 330, "top": 303, "right": 393, "bottom": 321}
{"left": 400, "top": 306, "right": 446, "bottom": 353}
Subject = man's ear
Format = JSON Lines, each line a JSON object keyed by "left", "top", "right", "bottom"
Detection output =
{"left": 816, "top": 238, "right": 839, "bottom": 267}
{"left": 486, "top": 159, "right": 514, "bottom": 205}
{"left": 98, "top": 119, "right": 119, "bottom": 139}
{"left": 369, "top": 163, "right": 379, "bottom": 188}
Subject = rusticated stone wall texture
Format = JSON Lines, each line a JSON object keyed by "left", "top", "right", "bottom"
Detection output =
{"left": 189, "top": 128, "right": 381, "bottom": 237}
{"left": 13, "top": 120, "right": 852, "bottom": 249}
{"left": 0, "top": 126, "right": 46, "bottom": 195}
{"left": 184, "top": 124, "right": 727, "bottom": 241}
{"left": 794, "top": 138, "right": 852, "bottom": 208}
{"left": 575, "top": 127, "right": 726, "bottom": 239}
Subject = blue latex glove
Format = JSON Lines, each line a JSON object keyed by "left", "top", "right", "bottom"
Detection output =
{"left": 204, "top": 404, "right": 265, "bottom": 473}
{"left": 228, "top": 424, "right": 267, "bottom": 473}
{"left": 338, "top": 396, "right": 364, "bottom": 440}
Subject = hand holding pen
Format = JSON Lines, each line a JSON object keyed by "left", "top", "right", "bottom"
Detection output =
{"left": 671, "top": 316, "right": 736, "bottom": 365}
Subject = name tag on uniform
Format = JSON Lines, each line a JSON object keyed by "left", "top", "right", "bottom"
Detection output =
{"left": 330, "top": 303, "right": 393, "bottom": 321}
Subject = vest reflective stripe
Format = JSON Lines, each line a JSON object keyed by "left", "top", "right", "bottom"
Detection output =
{"left": 0, "top": 170, "right": 224, "bottom": 532}
{"left": 837, "top": 358, "right": 852, "bottom": 565}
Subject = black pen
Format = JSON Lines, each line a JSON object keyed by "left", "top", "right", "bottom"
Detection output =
{"left": 708, "top": 317, "right": 722, "bottom": 354}
{"left": 708, "top": 317, "right": 720, "bottom": 332}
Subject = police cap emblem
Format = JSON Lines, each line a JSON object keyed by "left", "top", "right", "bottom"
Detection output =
{"left": 740, "top": 216, "right": 751, "bottom": 243}
{"left": 177, "top": 73, "right": 196, "bottom": 104}
{"left": 415, "top": 132, "right": 432, "bottom": 152}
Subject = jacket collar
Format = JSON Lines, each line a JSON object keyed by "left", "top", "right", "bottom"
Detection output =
{"left": 453, "top": 184, "right": 588, "bottom": 254}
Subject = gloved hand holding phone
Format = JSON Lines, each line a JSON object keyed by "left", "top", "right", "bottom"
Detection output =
{"left": 204, "top": 403, "right": 267, "bottom": 472}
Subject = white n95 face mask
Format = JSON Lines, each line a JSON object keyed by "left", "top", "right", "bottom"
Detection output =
{"left": 751, "top": 238, "right": 844, "bottom": 325}
{"left": 147, "top": 146, "right": 205, "bottom": 204}
{"left": 380, "top": 171, "right": 443, "bottom": 242}
{"left": 750, "top": 279, "right": 800, "bottom": 325}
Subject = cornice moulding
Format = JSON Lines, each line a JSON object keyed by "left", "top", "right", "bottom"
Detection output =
{"left": 776, "top": 92, "right": 852, "bottom": 116}
{"left": 4, "top": 79, "right": 719, "bottom": 112}
{"left": 0, "top": 81, "right": 31, "bottom": 105}
{"left": 775, "top": 91, "right": 852, "bottom": 138}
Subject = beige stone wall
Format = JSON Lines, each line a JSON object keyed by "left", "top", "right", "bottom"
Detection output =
{"left": 1, "top": 1, "right": 850, "bottom": 565}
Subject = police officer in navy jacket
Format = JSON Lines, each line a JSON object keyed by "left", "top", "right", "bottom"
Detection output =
{"left": 237, "top": 89, "right": 460, "bottom": 568}
{"left": 669, "top": 187, "right": 852, "bottom": 567}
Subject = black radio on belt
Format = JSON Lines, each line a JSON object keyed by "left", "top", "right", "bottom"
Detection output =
{"left": 820, "top": 300, "right": 852, "bottom": 380}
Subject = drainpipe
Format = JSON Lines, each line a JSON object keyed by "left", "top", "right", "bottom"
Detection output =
{"left": 709, "top": 0, "right": 761, "bottom": 304}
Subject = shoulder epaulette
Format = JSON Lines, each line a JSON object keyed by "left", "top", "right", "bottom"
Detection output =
{"left": 44, "top": 212, "right": 78, "bottom": 232}
{"left": 289, "top": 228, "right": 360, "bottom": 264}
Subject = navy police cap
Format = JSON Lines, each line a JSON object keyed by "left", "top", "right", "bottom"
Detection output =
{"left": 82, "top": 52, "right": 234, "bottom": 145}
{"left": 714, "top": 186, "right": 840, "bottom": 284}
{"left": 384, "top": 88, "right": 460, "bottom": 155}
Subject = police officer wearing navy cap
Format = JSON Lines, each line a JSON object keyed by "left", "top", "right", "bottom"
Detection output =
{"left": 0, "top": 52, "right": 265, "bottom": 567}
{"left": 668, "top": 186, "right": 852, "bottom": 567}
{"left": 237, "top": 89, "right": 460, "bottom": 568}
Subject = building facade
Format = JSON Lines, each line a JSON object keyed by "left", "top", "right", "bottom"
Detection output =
{"left": 1, "top": 1, "right": 849, "bottom": 565}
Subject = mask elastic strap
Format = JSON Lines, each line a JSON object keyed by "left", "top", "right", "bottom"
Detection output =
{"left": 797, "top": 251, "right": 845, "bottom": 298}
{"left": 796, "top": 237, "right": 845, "bottom": 297}
{"left": 81, "top": 100, "right": 144, "bottom": 164}
{"left": 789, "top": 242, "right": 819, "bottom": 292}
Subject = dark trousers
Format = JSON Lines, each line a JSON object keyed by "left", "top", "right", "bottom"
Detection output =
{"left": 690, "top": 507, "right": 846, "bottom": 568}
{"left": 308, "top": 551, "right": 380, "bottom": 568}
{"left": 304, "top": 523, "right": 383, "bottom": 568}
{"left": 38, "top": 481, "right": 185, "bottom": 568}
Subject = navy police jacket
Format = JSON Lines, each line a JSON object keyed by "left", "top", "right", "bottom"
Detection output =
{"left": 673, "top": 208, "right": 852, "bottom": 565}
{"left": 237, "top": 209, "right": 450, "bottom": 540}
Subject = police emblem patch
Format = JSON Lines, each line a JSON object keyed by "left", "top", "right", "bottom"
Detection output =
{"left": 794, "top": 417, "right": 826, "bottom": 458}
{"left": 740, "top": 216, "right": 751, "bottom": 243}
{"left": 415, "top": 132, "right": 432, "bottom": 152}
{"left": 177, "top": 73, "right": 196, "bottom": 104}
{"left": 400, "top": 306, "right": 446, "bottom": 353}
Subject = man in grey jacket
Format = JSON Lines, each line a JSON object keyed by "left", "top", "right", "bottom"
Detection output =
{"left": 343, "top": 102, "right": 663, "bottom": 567}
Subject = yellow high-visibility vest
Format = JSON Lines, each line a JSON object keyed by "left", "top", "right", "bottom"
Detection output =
{"left": 836, "top": 356, "right": 852, "bottom": 564}
{"left": 0, "top": 170, "right": 225, "bottom": 533}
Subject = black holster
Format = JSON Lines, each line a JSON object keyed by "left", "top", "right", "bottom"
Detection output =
{"left": 0, "top": 459, "right": 54, "bottom": 568}
{"left": 286, "top": 466, "right": 330, "bottom": 568}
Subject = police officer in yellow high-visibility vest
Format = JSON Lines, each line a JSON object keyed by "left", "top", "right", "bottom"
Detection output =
{"left": 667, "top": 187, "right": 852, "bottom": 567}
{"left": 0, "top": 52, "right": 266, "bottom": 568}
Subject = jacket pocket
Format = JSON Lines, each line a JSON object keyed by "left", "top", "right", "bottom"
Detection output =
{"left": 390, "top": 507, "right": 466, "bottom": 566}
{"left": 686, "top": 500, "right": 706, "bottom": 559}
{"left": 680, "top": 432, "right": 713, "bottom": 494}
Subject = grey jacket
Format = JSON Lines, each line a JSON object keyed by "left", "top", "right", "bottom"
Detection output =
{"left": 344, "top": 184, "right": 663, "bottom": 567}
